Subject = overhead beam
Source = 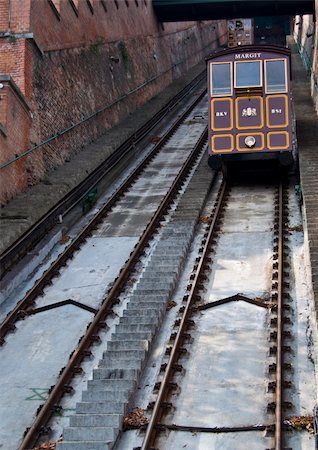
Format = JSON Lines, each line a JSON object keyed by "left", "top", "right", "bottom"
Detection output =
{"left": 152, "top": 0, "right": 314, "bottom": 21}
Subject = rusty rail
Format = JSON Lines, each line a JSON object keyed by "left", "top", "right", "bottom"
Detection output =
{"left": 19, "top": 128, "right": 208, "bottom": 449}
{"left": 0, "top": 89, "right": 206, "bottom": 346}
{"left": 141, "top": 180, "right": 227, "bottom": 450}
{"left": 141, "top": 180, "right": 292, "bottom": 450}
{"left": 275, "top": 182, "right": 284, "bottom": 449}
{"left": 273, "top": 182, "right": 290, "bottom": 450}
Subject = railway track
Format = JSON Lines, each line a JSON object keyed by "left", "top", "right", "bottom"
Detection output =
{"left": 0, "top": 70, "right": 206, "bottom": 277}
{"left": 110, "top": 178, "right": 315, "bottom": 450}
{"left": 0, "top": 89, "right": 206, "bottom": 346}
{"left": 0, "top": 97, "right": 316, "bottom": 450}
{"left": 0, "top": 93, "right": 214, "bottom": 450}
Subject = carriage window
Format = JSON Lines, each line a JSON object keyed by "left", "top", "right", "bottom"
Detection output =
{"left": 235, "top": 61, "right": 262, "bottom": 88}
{"left": 211, "top": 62, "right": 232, "bottom": 96}
{"left": 265, "top": 59, "right": 287, "bottom": 93}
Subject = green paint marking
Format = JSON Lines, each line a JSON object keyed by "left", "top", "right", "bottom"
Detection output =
{"left": 25, "top": 388, "right": 49, "bottom": 401}
{"left": 53, "top": 408, "right": 76, "bottom": 417}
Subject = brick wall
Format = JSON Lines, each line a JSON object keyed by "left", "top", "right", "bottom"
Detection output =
{"left": 0, "top": 78, "right": 31, "bottom": 199}
{"left": 0, "top": 0, "right": 226, "bottom": 204}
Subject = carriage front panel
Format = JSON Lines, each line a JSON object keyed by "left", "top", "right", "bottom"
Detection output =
{"left": 266, "top": 95, "right": 289, "bottom": 128}
{"left": 207, "top": 47, "right": 293, "bottom": 156}
{"left": 235, "top": 97, "right": 264, "bottom": 129}
{"left": 211, "top": 99, "right": 233, "bottom": 131}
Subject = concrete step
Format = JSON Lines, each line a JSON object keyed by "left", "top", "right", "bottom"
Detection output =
{"left": 111, "top": 331, "right": 152, "bottom": 341}
{"left": 70, "top": 413, "right": 122, "bottom": 428}
{"left": 130, "top": 294, "right": 167, "bottom": 302}
{"left": 154, "top": 247, "right": 186, "bottom": 255}
{"left": 98, "top": 358, "right": 142, "bottom": 369}
{"left": 133, "top": 288, "right": 170, "bottom": 295}
{"left": 144, "top": 267, "right": 178, "bottom": 274}
{"left": 144, "top": 265, "right": 179, "bottom": 273}
{"left": 161, "top": 228, "right": 190, "bottom": 235}
{"left": 106, "top": 340, "right": 149, "bottom": 351}
{"left": 138, "top": 276, "right": 176, "bottom": 284}
{"left": 126, "top": 300, "right": 165, "bottom": 310}
{"left": 87, "top": 379, "right": 135, "bottom": 391}
{"left": 135, "top": 281, "right": 174, "bottom": 291}
{"left": 150, "top": 258, "right": 182, "bottom": 266}
{"left": 76, "top": 401, "right": 126, "bottom": 415}
{"left": 123, "top": 308, "right": 161, "bottom": 317}
{"left": 119, "top": 315, "right": 158, "bottom": 325}
{"left": 63, "top": 426, "right": 114, "bottom": 442}
{"left": 103, "top": 349, "right": 146, "bottom": 360}
{"left": 115, "top": 323, "right": 155, "bottom": 334}
{"left": 57, "top": 441, "right": 111, "bottom": 450}
{"left": 82, "top": 390, "right": 130, "bottom": 402}
{"left": 93, "top": 368, "right": 139, "bottom": 381}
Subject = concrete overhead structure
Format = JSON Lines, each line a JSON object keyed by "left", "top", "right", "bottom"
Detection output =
{"left": 153, "top": 0, "right": 315, "bottom": 21}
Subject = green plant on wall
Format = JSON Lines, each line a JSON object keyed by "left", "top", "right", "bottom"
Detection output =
{"left": 90, "top": 36, "right": 105, "bottom": 55}
{"left": 119, "top": 41, "right": 129, "bottom": 70}
{"left": 8, "top": 34, "right": 17, "bottom": 44}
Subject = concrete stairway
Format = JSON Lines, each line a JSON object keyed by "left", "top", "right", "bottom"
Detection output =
{"left": 57, "top": 154, "right": 214, "bottom": 450}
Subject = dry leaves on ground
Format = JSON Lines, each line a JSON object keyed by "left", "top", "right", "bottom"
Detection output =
{"left": 123, "top": 407, "right": 149, "bottom": 429}
{"left": 59, "top": 234, "right": 70, "bottom": 244}
{"left": 166, "top": 299, "right": 177, "bottom": 310}
{"left": 285, "top": 416, "right": 314, "bottom": 434}
{"left": 198, "top": 216, "right": 210, "bottom": 224}
{"left": 149, "top": 136, "right": 161, "bottom": 144}
{"left": 33, "top": 439, "right": 62, "bottom": 450}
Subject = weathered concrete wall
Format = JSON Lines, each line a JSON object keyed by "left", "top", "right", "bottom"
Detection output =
{"left": 0, "top": 0, "right": 227, "bottom": 204}
{"left": 293, "top": 10, "right": 318, "bottom": 114}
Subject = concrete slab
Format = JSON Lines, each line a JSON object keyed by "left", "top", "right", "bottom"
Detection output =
{"left": 157, "top": 430, "right": 271, "bottom": 450}
{"left": 0, "top": 306, "right": 90, "bottom": 450}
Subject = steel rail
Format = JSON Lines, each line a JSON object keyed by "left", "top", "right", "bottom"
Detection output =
{"left": 19, "top": 129, "right": 208, "bottom": 450}
{"left": 141, "top": 180, "right": 227, "bottom": 450}
{"left": 0, "top": 89, "right": 206, "bottom": 345}
{"left": 275, "top": 182, "right": 284, "bottom": 450}
{"left": 0, "top": 71, "right": 206, "bottom": 277}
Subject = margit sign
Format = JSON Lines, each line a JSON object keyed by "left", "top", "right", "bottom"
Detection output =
{"left": 235, "top": 53, "right": 262, "bottom": 59}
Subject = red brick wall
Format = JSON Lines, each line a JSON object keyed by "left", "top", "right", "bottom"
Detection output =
{"left": 0, "top": 0, "right": 227, "bottom": 204}
{"left": 0, "top": 0, "right": 31, "bottom": 33}
{"left": 0, "top": 80, "right": 31, "bottom": 201}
